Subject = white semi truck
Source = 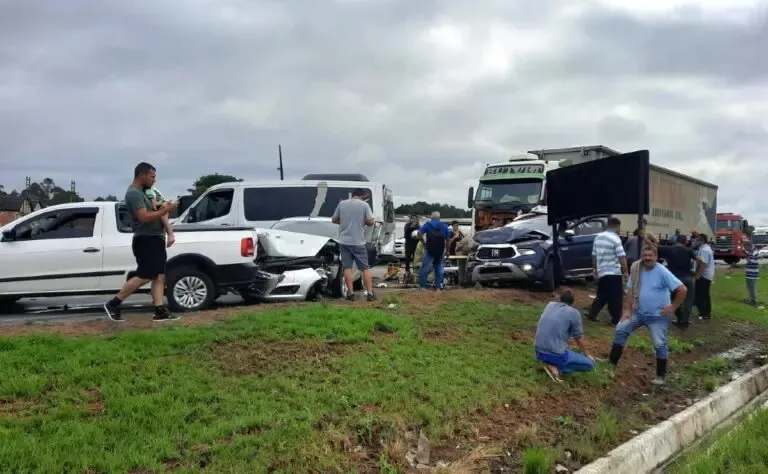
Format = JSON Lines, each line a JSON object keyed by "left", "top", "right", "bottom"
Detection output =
{"left": 467, "top": 145, "right": 718, "bottom": 238}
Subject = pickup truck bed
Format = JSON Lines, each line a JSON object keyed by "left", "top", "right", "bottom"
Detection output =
{"left": 0, "top": 202, "right": 281, "bottom": 312}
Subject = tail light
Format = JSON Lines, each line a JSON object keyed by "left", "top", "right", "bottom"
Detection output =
{"left": 241, "top": 237, "right": 255, "bottom": 257}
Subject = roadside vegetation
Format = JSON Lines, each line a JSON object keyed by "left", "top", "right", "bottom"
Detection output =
{"left": 0, "top": 270, "right": 765, "bottom": 472}
{"left": 669, "top": 406, "right": 768, "bottom": 474}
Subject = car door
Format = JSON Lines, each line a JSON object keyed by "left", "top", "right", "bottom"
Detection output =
{"left": 98, "top": 203, "right": 140, "bottom": 291}
{"left": 0, "top": 207, "right": 103, "bottom": 295}
{"left": 561, "top": 217, "right": 608, "bottom": 274}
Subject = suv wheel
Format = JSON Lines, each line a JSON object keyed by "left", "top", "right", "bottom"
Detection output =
{"left": 542, "top": 258, "right": 556, "bottom": 292}
{"left": 166, "top": 266, "right": 216, "bottom": 312}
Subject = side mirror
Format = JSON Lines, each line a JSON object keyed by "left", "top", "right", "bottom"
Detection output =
{"left": 1, "top": 228, "right": 16, "bottom": 242}
{"left": 467, "top": 187, "right": 474, "bottom": 208}
{"left": 564, "top": 229, "right": 575, "bottom": 240}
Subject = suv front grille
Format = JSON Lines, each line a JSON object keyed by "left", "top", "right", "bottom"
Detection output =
{"left": 476, "top": 246, "right": 516, "bottom": 260}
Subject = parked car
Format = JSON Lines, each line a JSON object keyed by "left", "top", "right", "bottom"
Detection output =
{"left": 0, "top": 202, "right": 282, "bottom": 312}
{"left": 257, "top": 217, "right": 376, "bottom": 301}
{"left": 467, "top": 214, "right": 608, "bottom": 291}
{"left": 759, "top": 247, "right": 768, "bottom": 259}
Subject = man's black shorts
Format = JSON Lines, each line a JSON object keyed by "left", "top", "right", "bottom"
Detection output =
{"left": 132, "top": 235, "right": 167, "bottom": 279}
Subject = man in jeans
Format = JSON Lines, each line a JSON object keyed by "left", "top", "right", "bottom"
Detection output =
{"left": 658, "top": 236, "right": 702, "bottom": 329}
{"left": 419, "top": 211, "right": 451, "bottom": 290}
{"left": 609, "top": 245, "right": 688, "bottom": 385}
{"left": 104, "top": 162, "right": 179, "bottom": 322}
{"left": 693, "top": 233, "right": 715, "bottom": 320}
{"left": 587, "top": 217, "right": 629, "bottom": 324}
{"left": 744, "top": 240, "right": 760, "bottom": 305}
{"left": 535, "top": 288, "right": 595, "bottom": 383}
{"left": 332, "top": 188, "right": 376, "bottom": 301}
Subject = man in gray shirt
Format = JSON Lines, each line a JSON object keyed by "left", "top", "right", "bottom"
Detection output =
{"left": 534, "top": 288, "right": 595, "bottom": 382}
{"left": 332, "top": 188, "right": 375, "bottom": 301}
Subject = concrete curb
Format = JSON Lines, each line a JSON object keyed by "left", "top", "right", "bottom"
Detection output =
{"left": 576, "top": 363, "right": 768, "bottom": 474}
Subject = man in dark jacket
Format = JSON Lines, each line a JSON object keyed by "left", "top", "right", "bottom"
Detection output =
{"left": 658, "top": 236, "right": 702, "bottom": 329}
{"left": 403, "top": 214, "right": 420, "bottom": 275}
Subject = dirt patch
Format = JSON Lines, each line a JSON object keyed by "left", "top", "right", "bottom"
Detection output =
{"left": 0, "top": 398, "right": 46, "bottom": 418}
{"left": 86, "top": 387, "right": 105, "bottom": 416}
{"left": 0, "top": 303, "right": 309, "bottom": 337}
{"left": 211, "top": 339, "right": 357, "bottom": 376}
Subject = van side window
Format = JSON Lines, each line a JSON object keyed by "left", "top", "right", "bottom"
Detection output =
{"left": 186, "top": 189, "right": 235, "bottom": 223}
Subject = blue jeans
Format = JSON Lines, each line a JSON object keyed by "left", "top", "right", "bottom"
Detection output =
{"left": 420, "top": 250, "right": 444, "bottom": 288}
{"left": 614, "top": 312, "right": 669, "bottom": 359}
{"left": 536, "top": 350, "right": 594, "bottom": 374}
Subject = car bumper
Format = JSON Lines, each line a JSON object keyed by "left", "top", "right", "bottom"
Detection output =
{"left": 263, "top": 267, "right": 327, "bottom": 301}
{"left": 468, "top": 259, "right": 543, "bottom": 283}
{"left": 217, "top": 263, "right": 283, "bottom": 296}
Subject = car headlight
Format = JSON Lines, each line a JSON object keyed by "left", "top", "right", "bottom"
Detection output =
{"left": 517, "top": 248, "right": 536, "bottom": 256}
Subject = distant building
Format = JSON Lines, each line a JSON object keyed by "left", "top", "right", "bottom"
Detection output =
{"left": 0, "top": 196, "right": 42, "bottom": 226}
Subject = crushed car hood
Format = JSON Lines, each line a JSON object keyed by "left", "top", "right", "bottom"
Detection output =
{"left": 473, "top": 226, "right": 550, "bottom": 245}
{"left": 256, "top": 229, "right": 335, "bottom": 257}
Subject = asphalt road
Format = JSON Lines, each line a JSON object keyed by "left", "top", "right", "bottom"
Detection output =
{"left": 0, "top": 266, "right": 394, "bottom": 324}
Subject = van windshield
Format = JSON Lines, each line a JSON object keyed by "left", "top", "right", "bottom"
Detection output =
{"left": 243, "top": 186, "right": 374, "bottom": 221}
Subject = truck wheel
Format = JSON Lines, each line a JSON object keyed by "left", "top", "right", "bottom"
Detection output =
{"left": 166, "top": 266, "right": 216, "bottom": 312}
{"left": 542, "top": 258, "right": 555, "bottom": 292}
{"left": 0, "top": 296, "right": 21, "bottom": 309}
{"left": 723, "top": 257, "right": 740, "bottom": 265}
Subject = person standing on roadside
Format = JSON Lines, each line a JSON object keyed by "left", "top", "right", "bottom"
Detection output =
{"left": 447, "top": 220, "right": 464, "bottom": 256}
{"left": 658, "top": 236, "right": 702, "bottom": 329}
{"left": 744, "top": 239, "right": 760, "bottom": 306}
{"left": 403, "top": 214, "right": 420, "bottom": 277}
{"left": 104, "top": 162, "right": 179, "bottom": 322}
{"left": 535, "top": 288, "right": 596, "bottom": 383}
{"left": 332, "top": 188, "right": 376, "bottom": 301}
{"left": 587, "top": 217, "right": 629, "bottom": 325}
{"left": 419, "top": 211, "right": 451, "bottom": 290}
{"left": 609, "top": 245, "right": 687, "bottom": 385}
{"left": 693, "top": 233, "right": 715, "bottom": 320}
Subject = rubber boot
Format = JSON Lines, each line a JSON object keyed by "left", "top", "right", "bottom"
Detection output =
{"left": 609, "top": 343, "right": 624, "bottom": 365}
{"left": 656, "top": 358, "right": 667, "bottom": 378}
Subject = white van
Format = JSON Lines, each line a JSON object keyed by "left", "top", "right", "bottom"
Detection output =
{"left": 176, "top": 175, "right": 396, "bottom": 249}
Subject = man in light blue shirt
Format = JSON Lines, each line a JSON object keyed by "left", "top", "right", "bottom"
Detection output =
{"left": 608, "top": 245, "right": 687, "bottom": 385}
{"left": 693, "top": 234, "right": 715, "bottom": 320}
{"left": 534, "top": 288, "right": 595, "bottom": 383}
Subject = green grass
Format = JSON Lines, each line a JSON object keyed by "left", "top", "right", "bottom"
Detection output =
{"left": 711, "top": 268, "right": 768, "bottom": 326}
{"left": 670, "top": 407, "right": 768, "bottom": 473}
{"left": 0, "top": 302, "right": 563, "bottom": 473}
{"left": 0, "top": 271, "right": 763, "bottom": 473}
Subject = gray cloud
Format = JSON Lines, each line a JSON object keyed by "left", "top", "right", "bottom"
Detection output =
{"left": 1, "top": 0, "right": 767, "bottom": 222}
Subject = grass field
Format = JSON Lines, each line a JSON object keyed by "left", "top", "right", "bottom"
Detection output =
{"left": 669, "top": 404, "right": 768, "bottom": 474}
{"left": 0, "top": 269, "right": 766, "bottom": 473}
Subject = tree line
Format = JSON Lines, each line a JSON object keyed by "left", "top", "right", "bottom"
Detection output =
{"left": 1, "top": 174, "right": 469, "bottom": 218}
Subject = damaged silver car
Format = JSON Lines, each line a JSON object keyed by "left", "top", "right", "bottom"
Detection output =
{"left": 257, "top": 217, "right": 375, "bottom": 301}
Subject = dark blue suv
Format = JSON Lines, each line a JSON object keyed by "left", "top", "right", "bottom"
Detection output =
{"left": 467, "top": 214, "right": 611, "bottom": 291}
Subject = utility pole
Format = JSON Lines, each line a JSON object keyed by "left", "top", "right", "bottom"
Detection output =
{"left": 70, "top": 181, "right": 76, "bottom": 202}
{"left": 25, "top": 176, "right": 31, "bottom": 190}
{"left": 277, "top": 145, "right": 285, "bottom": 181}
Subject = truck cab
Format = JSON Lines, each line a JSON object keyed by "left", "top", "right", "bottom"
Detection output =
{"left": 714, "top": 212, "right": 750, "bottom": 264}
{"left": 467, "top": 153, "right": 559, "bottom": 232}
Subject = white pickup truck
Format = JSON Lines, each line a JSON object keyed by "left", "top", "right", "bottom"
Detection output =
{"left": 0, "top": 202, "right": 282, "bottom": 312}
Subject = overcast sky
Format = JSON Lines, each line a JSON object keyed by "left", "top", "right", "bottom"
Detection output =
{"left": 1, "top": 0, "right": 767, "bottom": 221}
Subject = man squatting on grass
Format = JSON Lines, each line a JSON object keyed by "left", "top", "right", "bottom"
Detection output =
{"left": 103, "top": 163, "right": 180, "bottom": 322}
{"left": 609, "top": 245, "right": 687, "bottom": 386}
{"left": 332, "top": 188, "right": 376, "bottom": 301}
{"left": 535, "top": 288, "right": 595, "bottom": 383}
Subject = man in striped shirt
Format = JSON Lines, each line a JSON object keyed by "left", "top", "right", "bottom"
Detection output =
{"left": 587, "top": 217, "right": 629, "bottom": 325}
{"left": 744, "top": 240, "right": 760, "bottom": 305}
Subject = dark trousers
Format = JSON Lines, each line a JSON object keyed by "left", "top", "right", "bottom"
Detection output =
{"left": 674, "top": 276, "right": 695, "bottom": 326}
{"left": 694, "top": 277, "right": 712, "bottom": 319}
{"left": 404, "top": 244, "right": 417, "bottom": 272}
{"left": 589, "top": 275, "right": 624, "bottom": 324}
